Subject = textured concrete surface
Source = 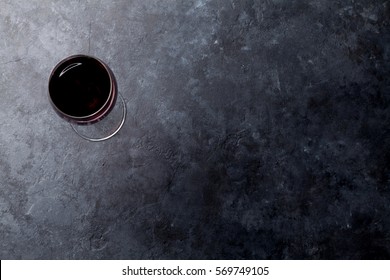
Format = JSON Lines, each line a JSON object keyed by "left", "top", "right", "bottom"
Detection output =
{"left": 0, "top": 0, "right": 389, "bottom": 259}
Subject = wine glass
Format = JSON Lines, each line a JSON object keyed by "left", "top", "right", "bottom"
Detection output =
{"left": 48, "top": 54, "right": 126, "bottom": 142}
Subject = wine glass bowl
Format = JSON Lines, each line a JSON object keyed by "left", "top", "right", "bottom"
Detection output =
{"left": 48, "top": 54, "right": 126, "bottom": 141}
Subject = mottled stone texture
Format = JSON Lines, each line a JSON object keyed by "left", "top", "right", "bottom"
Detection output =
{"left": 0, "top": 0, "right": 389, "bottom": 259}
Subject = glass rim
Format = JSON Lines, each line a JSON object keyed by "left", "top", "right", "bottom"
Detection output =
{"left": 48, "top": 54, "right": 116, "bottom": 123}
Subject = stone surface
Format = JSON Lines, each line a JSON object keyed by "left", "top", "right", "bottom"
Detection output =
{"left": 0, "top": 0, "right": 389, "bottom": 259}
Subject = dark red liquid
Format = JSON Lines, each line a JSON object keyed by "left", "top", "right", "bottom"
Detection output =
{"left": 49, "top": 56, "right": 111, "bottom": 118}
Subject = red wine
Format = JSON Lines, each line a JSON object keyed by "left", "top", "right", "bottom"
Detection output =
{"left": 48, "top": 55, "right": 116, "bottom": 124}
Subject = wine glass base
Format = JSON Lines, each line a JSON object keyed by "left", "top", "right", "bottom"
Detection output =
{"left": 70, "top": 93, "right": 126, "bottom": 142}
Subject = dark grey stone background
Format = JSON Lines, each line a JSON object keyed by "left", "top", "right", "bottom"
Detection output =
{"left": 0, "top": 0, "right": 389, "bottom": 259}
